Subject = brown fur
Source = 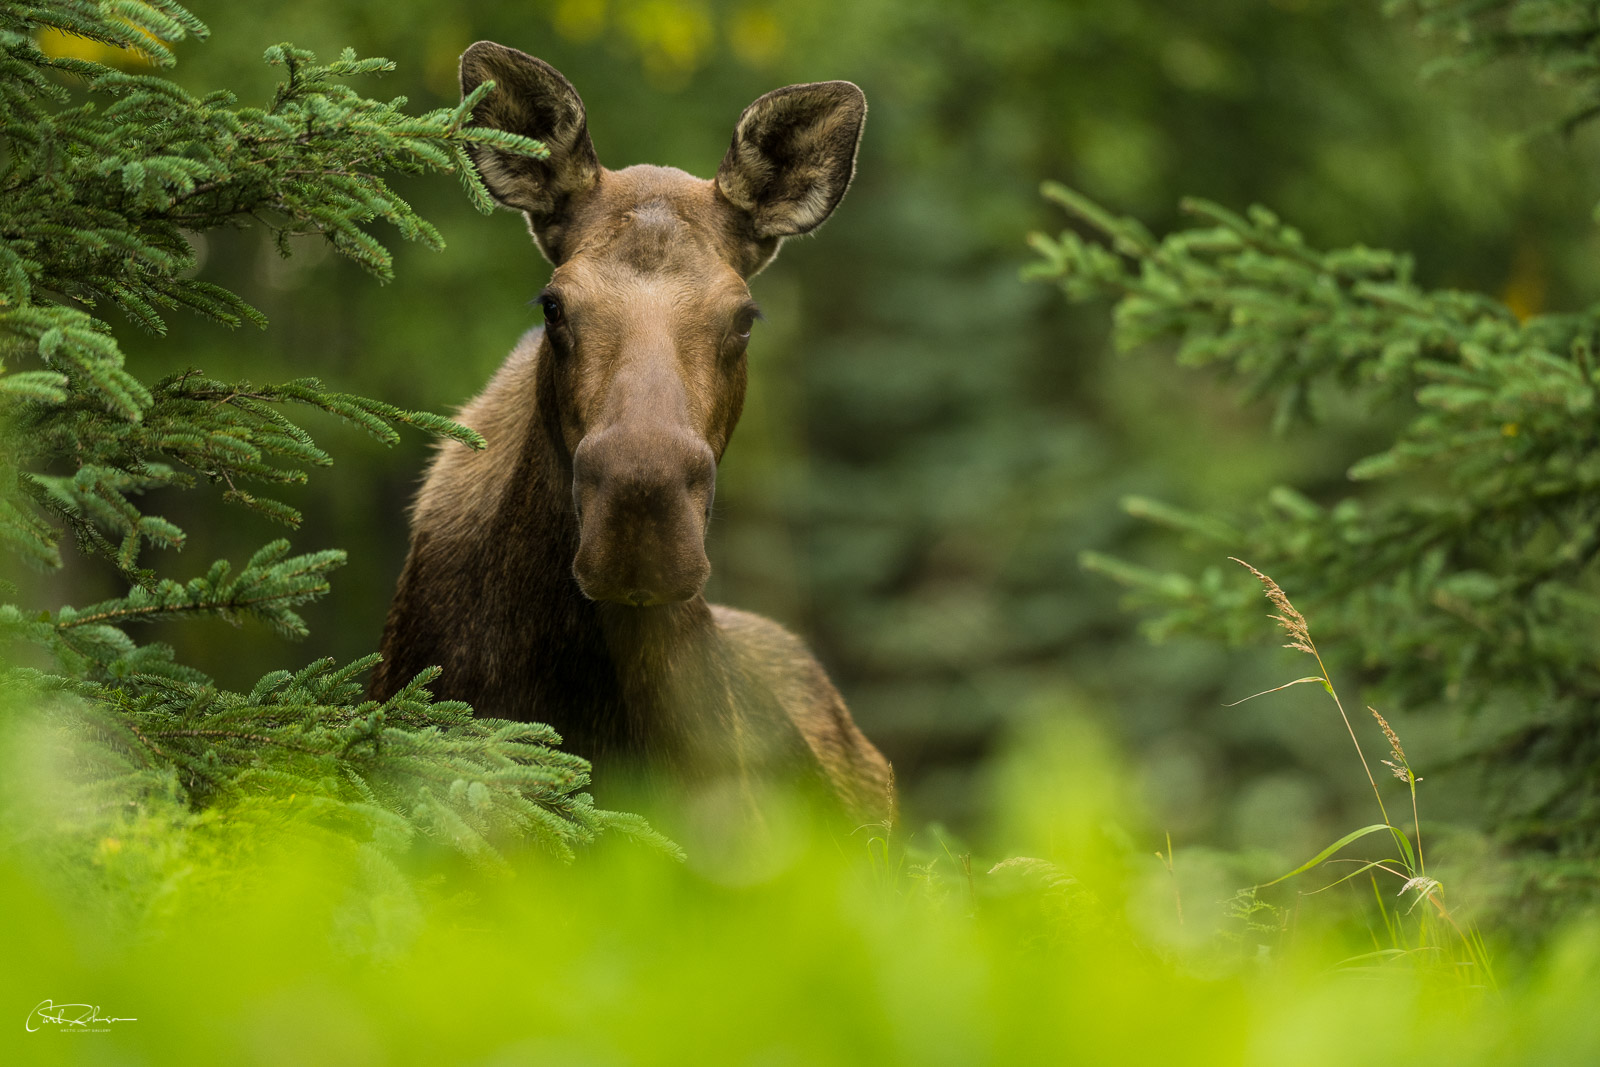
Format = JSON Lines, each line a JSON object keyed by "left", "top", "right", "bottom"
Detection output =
{"left": 372, "top": 44, "right": 893, "bottom": 827}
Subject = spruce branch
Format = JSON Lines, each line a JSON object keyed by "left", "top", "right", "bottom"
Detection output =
{"left": 1036, "top": 181, "right": 1600, "bottom": 878}
{"left": 6, "top": 658, "right": 683, "bottom": 865}
{"left": 0, "top": 3, "right": 667, "bottom": 869}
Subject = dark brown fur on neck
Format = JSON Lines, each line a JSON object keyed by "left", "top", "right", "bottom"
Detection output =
{"left": 372, "top": 43, "right": 894, "bottom": 825}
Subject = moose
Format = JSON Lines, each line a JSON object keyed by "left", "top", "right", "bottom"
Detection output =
{"left": 372, "top": 42, "right": 895, "bottom": 828}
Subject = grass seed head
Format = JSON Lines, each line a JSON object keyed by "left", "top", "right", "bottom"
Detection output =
{"left": 1230, "top": 558, "right": 1315, "bottom": 656}
{"left": 1371, "top": 706, "right": 1419, "bottom": 782}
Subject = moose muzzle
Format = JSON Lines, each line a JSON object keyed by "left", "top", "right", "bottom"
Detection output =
{"left": 570, "top": 424, "right": 716, "bottom": 606}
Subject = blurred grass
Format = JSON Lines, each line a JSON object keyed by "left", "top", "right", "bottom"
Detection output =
{"left": 3, "top": 700, "right": 1596, "bottom": 1063}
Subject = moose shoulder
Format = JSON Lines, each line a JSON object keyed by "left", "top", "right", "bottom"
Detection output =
{"left": 372, "top": 42, "right": 895, "bottom": 826}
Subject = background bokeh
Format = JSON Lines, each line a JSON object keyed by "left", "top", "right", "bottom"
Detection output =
{"left": 53, "top": 0, "right": 1600, "bottom": 868}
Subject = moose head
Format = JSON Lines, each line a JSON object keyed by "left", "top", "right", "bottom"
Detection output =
{"left": 458, "top": 42, "right": 865, "bottom": 608}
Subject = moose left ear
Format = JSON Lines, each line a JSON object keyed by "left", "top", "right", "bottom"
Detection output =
{"left": 715, "top": 81, "right": 866, "bottom": 240}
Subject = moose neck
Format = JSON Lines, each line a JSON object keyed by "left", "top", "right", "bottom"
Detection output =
{"left": 480, "top": 335, "right": 725, "bottom": 764}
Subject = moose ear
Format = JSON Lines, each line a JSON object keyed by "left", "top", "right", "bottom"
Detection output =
{"left": 715, "top": 81, "right": 866, "bottom": 240}
{"left": 459, "top": 42, "right": 600, "bottom": 254}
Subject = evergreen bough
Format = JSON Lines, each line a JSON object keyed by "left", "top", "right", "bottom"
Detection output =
{"left": 1392, "top": 0, "right": 1600, "bottom": 140}
{"left": 1030, "top": 3, "right": 1600, "bottom": 908}
{"left": 0, "top": 1, "right": 676, "bottom": 864}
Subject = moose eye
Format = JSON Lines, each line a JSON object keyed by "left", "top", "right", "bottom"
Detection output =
{"left": 538, "top": 292, "right": 563, "bottom": 326}
{"left": 732, "top": 305, "right": 761, "bottom": 342}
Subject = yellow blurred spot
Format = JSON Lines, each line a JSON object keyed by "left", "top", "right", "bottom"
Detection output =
{"left": 1502, "top": 242, "right": 1545, "bottom": 323}
{"left": 1502, "top": 422, "right": 1519, "bottom": 437}
{"left": 36, "top": 26, "right": 156, "bottom": 69}
{"left": 729, "top": 7, "right": 785, "bottom": 69}
{"left": 100, "top": 837, "right": 122, "bottom": 854}
{"left": 555, "top": 0, "right": 610, "bottom": 43}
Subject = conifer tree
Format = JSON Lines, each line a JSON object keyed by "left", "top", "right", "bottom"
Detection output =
{"left": 0, "top": 1, "right": 674, "bottom": 863}
{"left": 1032, "top": 0, "right": 1600, "bottom": 907}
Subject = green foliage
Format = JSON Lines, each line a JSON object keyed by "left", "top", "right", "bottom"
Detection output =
{"left": 0, "top": 1, "right": 520, "bottom": 574}
{"left": 0, "top": 1, "right": 665, "bottom": 864}
{"left": 6, "top": 660, "right": 676, "bottom": 866}
{"left": 1030, "top": 176, "right": 1600, "bottom": 902}
{"left": 7, "top": 708, "right": 1591, "bottom": 1065}
{"left": 1394, "top": 0, "right": 1600, "bottom": 134}
{"left": 1220, "top": 560, "right": 1491, "bottom": 983}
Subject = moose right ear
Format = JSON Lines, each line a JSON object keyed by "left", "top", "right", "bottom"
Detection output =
{"left": 460, "top": 42, "right": 601, "bottom": 257}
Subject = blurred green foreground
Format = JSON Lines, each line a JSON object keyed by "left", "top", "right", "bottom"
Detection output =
{"left": 5, "top": 702, "right": 1599, "bottom": 1066}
